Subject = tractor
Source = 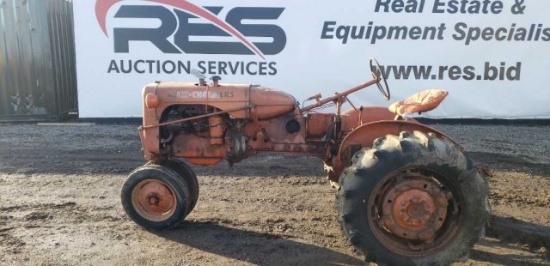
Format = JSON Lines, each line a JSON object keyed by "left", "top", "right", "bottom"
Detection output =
{"left": 122, "top": 59, "right": 490, "bottom": 265}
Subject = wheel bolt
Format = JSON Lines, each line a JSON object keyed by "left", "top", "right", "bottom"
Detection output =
{"left": 148, "top": 195, "right": 160, "bottom": 205}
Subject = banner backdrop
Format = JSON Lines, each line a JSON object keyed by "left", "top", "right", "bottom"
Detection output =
{"left": 74, "top": 0, "right": 550, "bottom": 118}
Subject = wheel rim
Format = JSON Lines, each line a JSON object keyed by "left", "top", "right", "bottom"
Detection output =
{"left": 367, "top": 168, "right": 462, "bottom": 256}
{"left": 131, "top": 179, "right": 177, "bottom": 222}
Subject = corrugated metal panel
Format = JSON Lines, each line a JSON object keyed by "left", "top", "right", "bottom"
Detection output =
{"left": 0, "top": 0, "right": 77, "bottom": 121}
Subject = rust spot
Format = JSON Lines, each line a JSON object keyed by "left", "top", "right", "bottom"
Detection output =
{"left": 381, "top": 177, "right": 448, "bottom": 241}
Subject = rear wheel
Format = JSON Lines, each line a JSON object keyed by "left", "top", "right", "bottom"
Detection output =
{"left": 336, "top": 131, "right": 490, "bottom": 265}
{"left": 121, "top": 164, "right": 191, "bottom": 230}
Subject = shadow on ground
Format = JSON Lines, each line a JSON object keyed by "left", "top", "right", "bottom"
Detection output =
{"left": 154, "top": 217, "right": 550, "bottom": 266}
{"left": 472, "top": 238, "right": 550, "bottom": 266}
{"left": 466, "top": 215, "right": 550, "bottom": 265}
{"left": 156, "top": 221, "right": 364, "bottom": 265}
{"left": 487, "top": 215, "right": 550, "bottom": 251}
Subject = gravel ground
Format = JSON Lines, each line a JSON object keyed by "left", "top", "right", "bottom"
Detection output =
{"left": 0, "top": 122, "right": 549, "bottom": 265}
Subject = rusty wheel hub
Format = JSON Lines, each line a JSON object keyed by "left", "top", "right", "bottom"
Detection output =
{"left": 379, "top": 177, "right": 451, "bottom": 242}
{"left": 132, "top": 179, "right": 177, "bottom": 222}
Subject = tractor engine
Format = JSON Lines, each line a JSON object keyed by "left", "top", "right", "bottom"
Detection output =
{"left": 160, "top": 105, "right": 221, "bottom": 143}
{"left": 139, "top": 80, "right": 297, "bottom": 165}
{"left": 158, "top": 105, "right": 251, "bottom": 166}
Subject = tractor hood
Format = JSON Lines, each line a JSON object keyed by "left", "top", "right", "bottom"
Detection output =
{"left": 146, "top": 82, "right": 296, "bottom": 120}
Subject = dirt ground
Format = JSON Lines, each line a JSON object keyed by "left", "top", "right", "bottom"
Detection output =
{"left": 0, "top": 122, "right": 549, "bottom": 266}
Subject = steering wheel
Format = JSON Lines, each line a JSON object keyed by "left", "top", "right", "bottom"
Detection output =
{"left": 370, "top": 58, "right": 390, "bottom": 101}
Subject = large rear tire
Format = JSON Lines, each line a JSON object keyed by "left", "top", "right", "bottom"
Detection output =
{"left": 336, "top": 131, "right": 490, "bottom": 265}
{"left": 121, "top": 164, "right": 191, "bottom": 230}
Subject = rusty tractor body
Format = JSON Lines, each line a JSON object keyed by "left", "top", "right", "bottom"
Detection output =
{"left": 122, "top": 59, "right": 490, "bottom": 265}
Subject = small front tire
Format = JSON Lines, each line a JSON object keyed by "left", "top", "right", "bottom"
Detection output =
{"left": 121, "top": 164, "right": 191, "bottom": 230}
{"left": 150, "top": 159, "right": 199, "bottom": 215}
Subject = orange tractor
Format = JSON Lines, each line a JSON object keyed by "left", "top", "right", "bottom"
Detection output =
{"left": 122, "top": 59, "right": 490, "bottom": 265}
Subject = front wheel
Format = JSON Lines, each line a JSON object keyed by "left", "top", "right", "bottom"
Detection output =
{"left": 148, "top": 159, "right": 199, "bottom": 215}
{"left": 336, "top": 131, "right": 490, "bottom": 265}
{"left": 121, "top": 164, "right": 191, "bottom": 230}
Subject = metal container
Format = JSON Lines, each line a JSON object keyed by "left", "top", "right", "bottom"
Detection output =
{"left": 0, "top": 0, "right": 77, "bottom": 121}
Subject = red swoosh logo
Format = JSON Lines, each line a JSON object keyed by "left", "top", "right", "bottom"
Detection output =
{"left": 95, "top": 0, "right": 265, "bottom": 59}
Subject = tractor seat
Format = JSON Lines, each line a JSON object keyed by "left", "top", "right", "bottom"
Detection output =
{"left": 389, "top": 89, "right": 448, "bottom": 116}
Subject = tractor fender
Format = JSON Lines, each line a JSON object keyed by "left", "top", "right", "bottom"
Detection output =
{"left": 330, "top": 120, "right": 462, "bottom": 181}
{"left": 342, "top": 106, "right": 397, "bottom": 129}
